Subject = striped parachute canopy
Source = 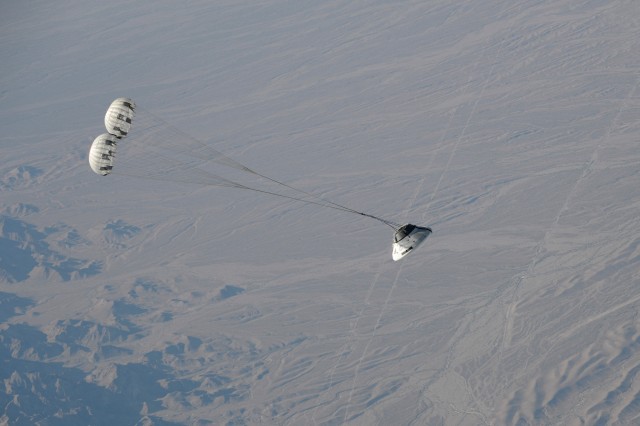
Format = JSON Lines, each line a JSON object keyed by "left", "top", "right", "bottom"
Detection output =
{"left": 89, "top": 133, "right": 118, "bottom": 176}
{"left": 104, "top": 97, "right": 135, "bottom": 138}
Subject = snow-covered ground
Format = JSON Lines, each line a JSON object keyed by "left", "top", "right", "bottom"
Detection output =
{"left": 2, "top": 0, "right": 640, "bottom": 424}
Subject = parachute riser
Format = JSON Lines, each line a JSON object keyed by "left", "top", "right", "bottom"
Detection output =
{"left": 357, "top": 212, "right": 401, "bottom": 230}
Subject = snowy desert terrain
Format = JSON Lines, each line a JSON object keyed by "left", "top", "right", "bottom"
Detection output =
{"left": 2, "top": 0, "right": 640, "bottom": 424}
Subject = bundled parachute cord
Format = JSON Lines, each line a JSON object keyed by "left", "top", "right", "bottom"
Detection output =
{"left": 135, "top": 106, "right": 401, "bottom": 230}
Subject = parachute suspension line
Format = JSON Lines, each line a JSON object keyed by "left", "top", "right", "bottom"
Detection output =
{"left": 116, "top": 168, "right": 246, "bottom": 190}
{"left": 239, "top": 169, "right": 401, "bottom": 230}
{"left": 136, "top": 107, "right": 253, "bottom": 174}
{"left": 112, "top": 128, "right": 247, "bottom": 190}
{"left": 102, "top": 99, "right": 372, "bottom": 216}
{"left": 117, "top": 165, "right": 391, "bottom": 218}
{"left": 115, "top": 124, "right": 372, "bottom": 216}
{"left": 136, "top": 106, "right": 401, "bottom": 230}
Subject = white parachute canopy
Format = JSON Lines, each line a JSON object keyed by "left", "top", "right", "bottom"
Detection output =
{"left": 104, "top": 97, "right": 135, "bottom": 138}
{"left": 88, "top": 133, "right": 118, "bottom": 176}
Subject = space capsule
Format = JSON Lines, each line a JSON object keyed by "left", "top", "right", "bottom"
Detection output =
{"left": 392, "top": 224, "right": 432, "bottom": 261}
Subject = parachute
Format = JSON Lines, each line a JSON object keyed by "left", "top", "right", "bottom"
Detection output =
{"left": 89, "top": 97, "right": 432, "bottom": 260}
{"left": 88, "top": 133, "right": 118, "bottom": 176}
{"left": 104, "top": 97, "right": 135, "bottom": 138}
{"left": 88, "top": 98, "right": 135, "bottom": 176}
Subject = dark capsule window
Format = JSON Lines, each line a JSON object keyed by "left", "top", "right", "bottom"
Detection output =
{"left": 394, "top": 224, "right": 416, "bottom": 242}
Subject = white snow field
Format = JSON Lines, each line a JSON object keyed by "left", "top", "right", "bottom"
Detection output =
{"left": 2, "top": 0, "right": 640, "bottom": 424}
